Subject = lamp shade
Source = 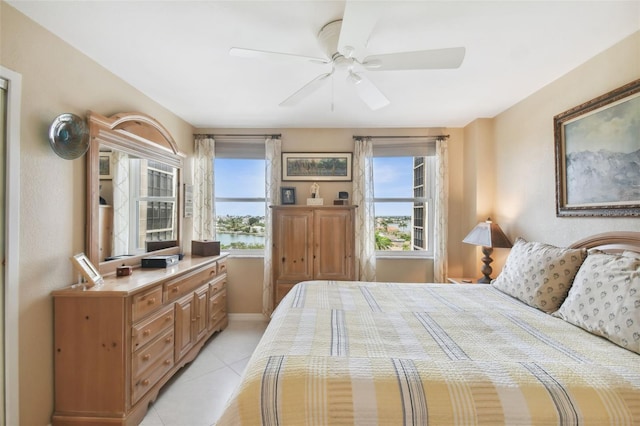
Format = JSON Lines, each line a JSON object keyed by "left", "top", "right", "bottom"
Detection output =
{"left": 463, "top": 218, "right": 512, "bottom": 248}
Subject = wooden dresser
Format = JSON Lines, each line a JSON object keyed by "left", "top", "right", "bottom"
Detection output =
{"left": 272, "top": 205, "right": 356, "bottom": 307}
{"left": 51, "top": 254, "right": 228, "bottom": 426}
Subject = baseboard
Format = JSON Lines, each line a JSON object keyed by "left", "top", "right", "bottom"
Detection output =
{"left": 228, "top": 313, "right": 268, "bottom": 322}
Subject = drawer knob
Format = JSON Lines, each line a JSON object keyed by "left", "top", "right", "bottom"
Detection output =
{"left": 143, "top": 354, "right": 151, "bottom": 361}
{"left": 147, "top": 298, "right": 156, "bottom": 305}
{"left": 164, "top": 359, "right": 171, "bottom": 365}
{"left": 165, "top": 316, "right": 172, "bottom": 321}
{"left": 142, "top": 379, "right": 150, "bottom": 386}
{"left": 172, "top": 288, "right": 179, "bottom": 293}
{"left": 165, "top": 337, "right": 172, "bottom": 343}
{"left": 143, "top": 329, "right": 151, "bottom": 336}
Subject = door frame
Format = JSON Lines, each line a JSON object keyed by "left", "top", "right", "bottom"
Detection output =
{"left": 1, "top": 66, "right": 22, "bottom": 426}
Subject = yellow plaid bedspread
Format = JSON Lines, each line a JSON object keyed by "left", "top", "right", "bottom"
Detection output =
{"left": 216, "top": 281, "right": 640, "bottom": 425}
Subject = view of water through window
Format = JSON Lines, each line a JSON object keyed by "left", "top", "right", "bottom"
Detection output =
{"left": 215, "top": 156, "right": 427, "bottom": 251}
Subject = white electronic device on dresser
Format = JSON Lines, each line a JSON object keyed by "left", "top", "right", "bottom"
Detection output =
{"left": 51, "top": 112, "right": 229, "bottom": 425}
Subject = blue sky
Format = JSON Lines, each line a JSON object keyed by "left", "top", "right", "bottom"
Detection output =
{"left": 215, "top": 157, "right": 414, "bottom": 217}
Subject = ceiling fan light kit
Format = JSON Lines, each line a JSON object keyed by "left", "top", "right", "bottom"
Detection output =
{"left": 230, "top": 14, "right": 465, "bottom": 111}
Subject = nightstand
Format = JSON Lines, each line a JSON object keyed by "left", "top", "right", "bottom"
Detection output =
{"left": 447, "top": 277, "right": 477, "bottom": 285}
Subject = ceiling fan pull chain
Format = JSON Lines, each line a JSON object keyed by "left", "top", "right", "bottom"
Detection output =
{"left": 331, "top": 73, "right": 335, "bottom": 112}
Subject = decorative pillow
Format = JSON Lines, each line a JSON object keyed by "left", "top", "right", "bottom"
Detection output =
{"left": 622, "top": 250, "right": 640, "bottom": 260}
{"left": 554, "top": 250, "right": 640, "bottom": 354}
{"left": 491, "top": 238, "right": 587, "bottom": 312}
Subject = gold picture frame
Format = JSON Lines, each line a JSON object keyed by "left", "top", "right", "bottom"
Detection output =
{"left": 70, "top": 252, "right": 104, "bottom": 288}
{"left": 282, "top": 152, "right": 352, "bottom": 181}
{"left": 554, "top": 79, "right": 640, "bottom": 217}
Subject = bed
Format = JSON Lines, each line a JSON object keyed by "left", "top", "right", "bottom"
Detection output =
{"left": 216, "top": 232, "right": 640, "bottom": 425}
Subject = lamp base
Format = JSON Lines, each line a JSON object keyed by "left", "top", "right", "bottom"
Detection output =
{"left": 479, "top": 246, "right": 494, "bottom": 283}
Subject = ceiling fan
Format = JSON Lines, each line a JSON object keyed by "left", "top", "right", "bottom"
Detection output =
{"left": 229, "top": 8, "right": 465, "bottom": 110}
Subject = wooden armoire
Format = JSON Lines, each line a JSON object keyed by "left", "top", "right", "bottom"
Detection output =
{"left": 271, "top": 205, "right": 357, "bottom": 306}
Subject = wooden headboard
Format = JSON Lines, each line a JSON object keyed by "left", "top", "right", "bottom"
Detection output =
{"left": 570, "top": 232, "right": 640, "bottom": 254}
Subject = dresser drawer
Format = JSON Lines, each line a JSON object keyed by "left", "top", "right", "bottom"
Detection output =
{"left": 165, "top": 264, "right": 218, "bottom": 302}
{"left": 132, "top": 285, "right": 163, "bottom": 322}
{"left": 132, "top": 329, "right": 174, "bottom": 380}
{"left": 132, "top": 305, "right": 174, "bottom": 352}
{"left": 209, "top": 274, "right": 227, "bottom": 295}
{"left": 208, "top": 289, "right": 227, "bottom": 329}
{"left": 131, "top": 345, "right": 174, "bottom": 404}
{"left": 217, "top": 258, "right": 227, "bottom": 275}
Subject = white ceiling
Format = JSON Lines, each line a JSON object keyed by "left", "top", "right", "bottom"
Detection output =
{"left": 8, "top": 1, "right": 640, "bottom": 128}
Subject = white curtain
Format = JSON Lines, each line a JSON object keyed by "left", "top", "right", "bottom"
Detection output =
{"left": 262, "top": 137, "right": 281, "bottom": 317}
{"left": 193, "top": 136, "right": 216, "bottom": 240}
{"left": 352, "top": 137, "right": 376, "bottom": 281}
{"left": 112, "top": 150, "right": 130, "bottom": 256}
{"left": 434, "top": 138, "right": 449, "bottom": 282}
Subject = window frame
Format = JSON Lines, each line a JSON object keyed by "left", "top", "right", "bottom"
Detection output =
{"left": 372, "top": 140, "right": 436, "bottom": 258}
{"left": 214, "top": 139, "right": 267, "bottom": 256}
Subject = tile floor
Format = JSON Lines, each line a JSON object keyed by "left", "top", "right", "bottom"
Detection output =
{"left": 140, "top": 318, "right": 268, "bottom": 426}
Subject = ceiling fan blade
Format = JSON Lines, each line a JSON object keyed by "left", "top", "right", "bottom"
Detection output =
{"left": 363, "top": 47, "right": 466, "bottom": 71}
{"left": 280, "top": 72, "right": 332, "bottom": 106}
{"left": 229, "top": 47, "right": 329, "bottom": 65}
{"left": 351, "top": 74, "right": 389, "bottom": 110}
{"left": 337, "top": 1, "right": 383, "bottom": 59}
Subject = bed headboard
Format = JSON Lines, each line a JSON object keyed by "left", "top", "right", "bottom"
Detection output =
{"left": 570, "top": 231, "right": 640, "bottom": 254}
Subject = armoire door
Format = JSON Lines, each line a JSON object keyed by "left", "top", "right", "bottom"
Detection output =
{"left": 273, "top": 209, "right": 313, "bottom": 282}
{"left": 313, "top": 208, "right": 355, "bottom": 281}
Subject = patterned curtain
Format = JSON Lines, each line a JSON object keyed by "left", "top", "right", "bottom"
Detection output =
{"left": 352, "top": 137, "right": 376, "bottom": 281}
{"left": 112, "top": 150, "right": 130, "bottom": 256}
{"left": 193, "top": 136, "right": 216, "bottom": 240}
{"left": 262, "top": 137, "right": 281, "bottom": 317}
{"left": 434, "top": 138, "right": 449, "bottom": 282}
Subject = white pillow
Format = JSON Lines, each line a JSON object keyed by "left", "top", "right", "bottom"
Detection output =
{"left": 492, "top": 237, "right": 587, "bottom": 313}
{"left": 554, "top": 250, "right": 640, "bottom": 354}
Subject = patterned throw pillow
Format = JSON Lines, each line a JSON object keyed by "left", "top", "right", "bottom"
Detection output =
{"left": 554, "top": 250, "right": 640, "bottom": 354}
{"left": 492, "top": 238, "right": 587, "bottom": 312}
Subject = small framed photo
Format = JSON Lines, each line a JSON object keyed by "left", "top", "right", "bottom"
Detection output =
{"left": 99, "top": 152, "right": 112, "bottom": 180}
{"left": 70, "top": 253, "right": 103, "bottom": 288}
{"left": 280, "top": 187, "right": 296, "bottom": 205}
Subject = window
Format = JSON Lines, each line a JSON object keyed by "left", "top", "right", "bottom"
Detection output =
{"left": 372, "top": 139, "right": 435, "bottom": 257}
{"left": 129, "top": 159, "right": 178, "bottom": 252}
{"left": 214, "top": 139, "right": 266, "bottom": 253}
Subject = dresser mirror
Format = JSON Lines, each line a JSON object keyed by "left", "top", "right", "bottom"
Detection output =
{"left": 86, "top": 111, "right": 184, "bottom": 273}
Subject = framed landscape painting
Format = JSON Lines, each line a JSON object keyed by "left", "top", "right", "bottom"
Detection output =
{"left": 282, "top": 152, "right": 352, "bottom": 181}
{"left": 554, "top": 79, "right": 640, "bottom": 217}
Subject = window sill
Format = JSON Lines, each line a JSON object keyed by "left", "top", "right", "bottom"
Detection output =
{"left": 375, "top": 253, "right": 434, "bottom": 260}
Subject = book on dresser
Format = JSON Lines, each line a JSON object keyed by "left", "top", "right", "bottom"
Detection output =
{"left": 51, "top": 254, "right": 228, "bottom": 426}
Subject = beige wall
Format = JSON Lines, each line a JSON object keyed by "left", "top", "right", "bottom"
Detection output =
{"left": 3, "top": 1, "right": 638, "bottom": 424}
{"left": 1, "top": 4, "right": 195, "bottom": 425}
{"left": 492, "top": 30, "right": 640, "bottom": 264}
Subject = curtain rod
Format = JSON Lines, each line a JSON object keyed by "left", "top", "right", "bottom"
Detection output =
{"left": 195, "top": 133, "right": 281, "bottom": 138}
{"left": 353, "top": 135, "right": 449, "bottom": 140}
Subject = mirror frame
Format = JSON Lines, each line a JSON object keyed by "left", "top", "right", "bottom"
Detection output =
{"left": 86, "top": 111, "right": 184, "bottom": 274}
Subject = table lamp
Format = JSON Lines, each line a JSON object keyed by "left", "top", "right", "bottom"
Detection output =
{"left": 463, "top": 218, "right": 512, "bottom": 283}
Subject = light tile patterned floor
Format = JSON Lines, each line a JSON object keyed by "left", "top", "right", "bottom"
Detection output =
{"left": 140, "top": 318, "right": 268, "bottom": 426}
